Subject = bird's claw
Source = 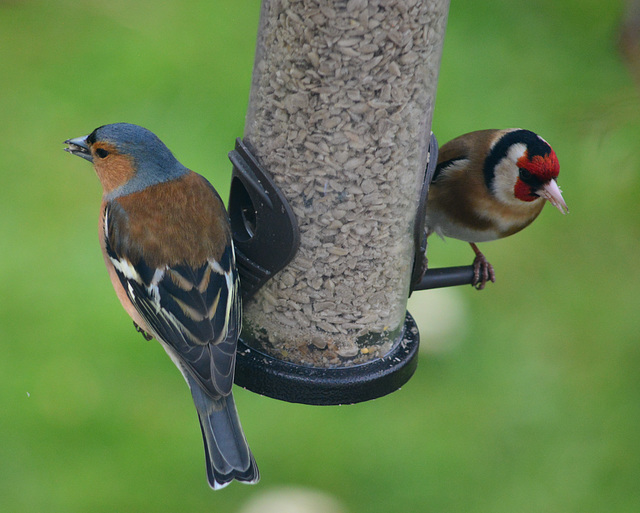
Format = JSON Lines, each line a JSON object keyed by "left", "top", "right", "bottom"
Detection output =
{"left": 472, "top": 253, "right": 495, "bottom": 290}
{"left": 133, "top": 321, "right": 153, "bottom": 340}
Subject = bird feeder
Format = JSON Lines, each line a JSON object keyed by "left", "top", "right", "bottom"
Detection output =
{"left": 229, "top": 0, "right": 455, "bottom": 405}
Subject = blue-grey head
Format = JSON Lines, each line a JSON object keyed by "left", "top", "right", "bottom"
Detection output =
{"left": 65, "top": 123, "right": 188, "bottom": 198}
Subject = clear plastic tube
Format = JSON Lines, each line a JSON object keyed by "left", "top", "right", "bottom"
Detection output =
{"left": 242, "top": 0, "right": 449, "bottom": 367}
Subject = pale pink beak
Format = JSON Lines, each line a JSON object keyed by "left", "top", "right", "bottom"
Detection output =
{"left": 538, "top": 179, "right": 568, "bottom": 214}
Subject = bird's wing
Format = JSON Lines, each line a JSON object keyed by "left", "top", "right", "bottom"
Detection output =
{"left": 432, "top": 156, "right": 470, "bottom": 183}
{"left": 103, "top": 203, "right": 241, "bottom": 399}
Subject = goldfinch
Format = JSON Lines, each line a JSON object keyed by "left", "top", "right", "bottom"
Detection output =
{"left": 425, "top": 129, "right": 568, "bottom": 289}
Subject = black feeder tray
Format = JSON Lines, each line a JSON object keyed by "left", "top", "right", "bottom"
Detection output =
{"left": 234, "top": 312, "right": 420, "bottom": 405}
{"left": 228, "top": 134, "right": 476, "bottom": 405}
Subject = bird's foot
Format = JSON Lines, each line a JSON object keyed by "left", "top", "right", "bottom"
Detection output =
{"left": 133, "top": 321, "right": 153, "bottom": 341}
{"left": 470, "top": 243, "right": 495, "bottom": 290}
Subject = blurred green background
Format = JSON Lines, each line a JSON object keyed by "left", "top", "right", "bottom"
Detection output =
{"left": 1, "top": 0, "right": 639, "bottom": 511}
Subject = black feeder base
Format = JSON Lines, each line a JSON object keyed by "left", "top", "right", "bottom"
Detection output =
{"left": 234, "top": 311, "right": 420, "bottom": 405}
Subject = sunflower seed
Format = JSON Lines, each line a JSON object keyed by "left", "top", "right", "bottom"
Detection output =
{"left": 242, "top": 0, "right": 449, "bottom": 367}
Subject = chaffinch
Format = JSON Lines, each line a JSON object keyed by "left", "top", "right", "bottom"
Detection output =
{"left": 425, "top": 129, "right": 568, "bottom": 289}
{"left": 65, "top": 123, "right": 258, "bottom": 489}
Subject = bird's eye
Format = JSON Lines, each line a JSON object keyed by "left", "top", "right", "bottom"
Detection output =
{"left": 95, "top": 148, "right": 110, "bottom": 159}
{"left": 519, "top": 168, "right": 532, "bottom": 181}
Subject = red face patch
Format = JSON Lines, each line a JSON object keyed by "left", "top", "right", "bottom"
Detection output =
{"left": 514, "top": 179, "right": 538, "bottom": 202}
{"left": 516, "top": 148, "right": 560, "bottom": 181}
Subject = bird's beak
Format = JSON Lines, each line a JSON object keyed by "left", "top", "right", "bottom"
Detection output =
{"left": 538, "top": 179, "right": 568, "bottom": 214}
{"left": 64, "top": 135, "right": 93, "bottom": 162}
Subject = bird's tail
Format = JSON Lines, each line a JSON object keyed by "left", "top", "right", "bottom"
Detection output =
{"left": 188, "top": 375, "right": 259, "bottom": 489}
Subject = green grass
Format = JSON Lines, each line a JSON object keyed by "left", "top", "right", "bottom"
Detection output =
{"left": 2, "top": 0, "right": 639, "bottom": 511}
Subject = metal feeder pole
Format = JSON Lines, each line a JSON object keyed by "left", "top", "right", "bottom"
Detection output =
{"left": 231, "top": 0, "right": 450, "bottom": 404}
